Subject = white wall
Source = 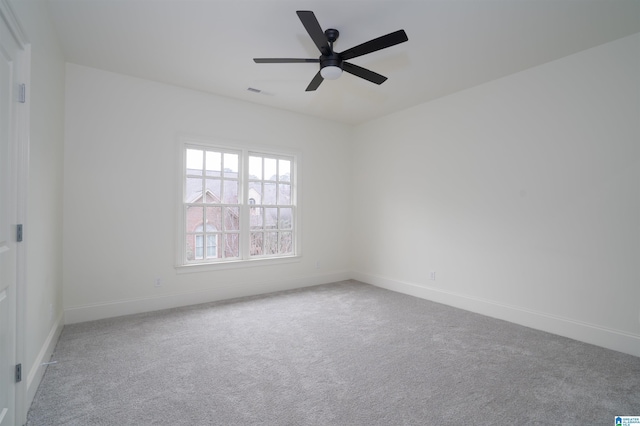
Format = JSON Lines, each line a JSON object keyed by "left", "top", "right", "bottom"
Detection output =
{"left": 9, "top": 0, "right": 66, "bottom": 418}
{"left": 352, "top": 33, "right": 640, "bottom": 357}
{"left": 63, "top": 64, "right": 352, "bottom": 322}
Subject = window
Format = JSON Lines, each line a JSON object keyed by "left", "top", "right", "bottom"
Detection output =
{"left": 181, "top": 142, "right": 297, "bottom": 266}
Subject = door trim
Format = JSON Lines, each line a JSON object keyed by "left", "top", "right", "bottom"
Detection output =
{"left": 0, "top": 0, "right": 29, "bottom": 423}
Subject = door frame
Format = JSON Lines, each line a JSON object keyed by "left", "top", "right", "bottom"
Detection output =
{"left": 0, "top": 0, "right": 30, "bottom": 423}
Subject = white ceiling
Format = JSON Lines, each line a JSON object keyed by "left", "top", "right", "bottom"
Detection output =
{"left": 46, "top": 0, "right": 640, "bottom": 125}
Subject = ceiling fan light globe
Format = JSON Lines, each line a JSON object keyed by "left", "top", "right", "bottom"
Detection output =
{"left": 320, "top": 66, "right": 342, "bottom": 80}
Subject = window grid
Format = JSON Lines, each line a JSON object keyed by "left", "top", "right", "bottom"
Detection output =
{"left": 182, "top": 144, "right": 296, "bottom": 265}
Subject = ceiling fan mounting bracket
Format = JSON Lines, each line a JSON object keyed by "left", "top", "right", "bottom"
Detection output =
{"left": 324, "top": 28, "right": 339, "bottom": 43}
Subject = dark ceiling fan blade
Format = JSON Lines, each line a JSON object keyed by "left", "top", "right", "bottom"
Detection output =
{"left": 296, "top": 11, "right": 331, "bottom": 55}
{"left": 340, "top": 30, "right": 408, "bottom": 61}
{"left": 254, "top": 58, "right": 320, "bottom": 63}
{"left": 305, "top": 71, "right": 324, "bottom": 91}
{"left": 343, "top": 62, "right": 387, "bottom": 85}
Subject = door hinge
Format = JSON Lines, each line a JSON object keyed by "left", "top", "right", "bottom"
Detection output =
{"left": 15, "top": 363, "right": 22, "bottom": 383}
{"left": 17, "top": 224, "right": 23, "bottom": 242}
{"left": 18, "top": 83, "right": 26, "bottom": 103}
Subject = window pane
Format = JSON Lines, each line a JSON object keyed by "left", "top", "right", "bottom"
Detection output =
{"left": 280, "top": 232, "right": 293, "bottom": 254}
{"left": 278, "top": 183, "right": 291, "bottom": 205}
{"left": 186, "top": 206, "right": 203, "bottom": 232}
{"left": 185, "top": 177, "right": 203, "bottom": 202}
{"left": 250, "top": 207, "right": 263, "bottom": 229}
{"left": 248, "top": 182, "right": 262, "bottom": 204}
{"left": 186, "top": 149, "right": 203, "bottom": 175}
{"left": 205, "top": 207, "right": 221, "bottom": 230}
{"left": 225, "top": 207, "right": 239, "bottom": 231}
{"left": 206, "top": 234, "right": 218, "bottom": 258}
{"left": 223, "top": 180, "right": 239, "bottom": 204}
{"left": 265, "top": 208, "right": 277, "bottom": 229}
{"left": 265, "top": 232, "right": 278, "bottom": 255}
{"left": 205, "top": 179, "right": 221, "bottom": 202}
{"left": 186, "top": 235, "right": 197, "bottom": 261}
{"left": 224, "top": 233, "right": 239, "bottom": 258}
{"left": 264, "top": 157, "right": 277, "bottom": 180}
{"left": 249, "top": 156, "right": 262, "bottom": 179}
{"left": 279, "top": 159, "right": 291, "bottom": 180}
{"left": 195, "top": 234, "right": 204, "bottom": 259}
{"left": 250, "top": 232, "right": 263, "bottom": 256}
{"left": 205, "top": 151, "right": 221, "bottom": 176}
{"left": 279, "top": 208, "right": 292, "bottom": 229}
{"left": 224, "top": 153, "right": 239, "bottom": 175}
{"left": 263, "top": 182, "right": 276, "bottom": 204}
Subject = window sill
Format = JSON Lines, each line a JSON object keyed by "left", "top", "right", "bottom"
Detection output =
{"left": 175, "top": 255, "right": 301, "bottom": 274}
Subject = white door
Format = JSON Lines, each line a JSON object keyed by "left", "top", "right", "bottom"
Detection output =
{"left": 0, "top": 12, "right": 22, "bottom": 426}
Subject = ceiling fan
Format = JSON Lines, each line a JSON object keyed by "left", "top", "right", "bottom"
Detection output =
{"left": 253, "top": 10, "right": 408, "bottom": 91}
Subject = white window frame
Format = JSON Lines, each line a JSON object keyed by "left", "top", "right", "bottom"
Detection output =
{"left": 176, "top": 137, "right": 301, "bottom": 272}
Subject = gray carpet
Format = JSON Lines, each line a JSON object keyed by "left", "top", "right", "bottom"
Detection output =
{"left": 27, "top": 280, "right": 640, "bottom": 425}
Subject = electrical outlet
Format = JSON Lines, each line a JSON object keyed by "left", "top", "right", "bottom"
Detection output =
{"left": 154, "top": 278, "right": 162, "bottom": 288}
{"left": 429, "top": 271, "right": 436, "bottom": 281}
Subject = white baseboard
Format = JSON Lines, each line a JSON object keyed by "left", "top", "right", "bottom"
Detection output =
{"left": 25, "top": 312, "right": 64, "bottom": 414}
{"left": 64, "top": 271, "right": 351, "bottom": 324}
{"left": 352, "top": 271, "right": 640, "bottom": 358}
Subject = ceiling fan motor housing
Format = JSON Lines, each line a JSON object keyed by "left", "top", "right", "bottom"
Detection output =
{"left": 320, "top": 52, "right": 343, "bottom": 70}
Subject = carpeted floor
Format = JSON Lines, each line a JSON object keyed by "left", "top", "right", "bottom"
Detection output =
{"left": 27, "top": 280, "right": 640, "bottom": 425}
